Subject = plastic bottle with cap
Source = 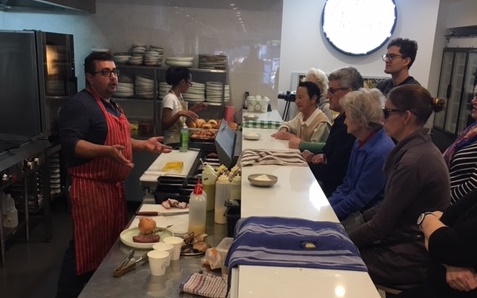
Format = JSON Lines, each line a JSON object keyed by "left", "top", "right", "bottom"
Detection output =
{"left": 202, "top": 163, "right": 217, "bottom": 211}
{"left": 180, "top": 123, "right": 189, "bottom": 152}
{"left": 230, "top": 174, "right": 241, "bottom": 201}
{"left": 215, "top": 174, "right": 230, "bottom": 224}
{"left": 188, "top": 180, "right": 206, "bottom": 235}
{"left": 2, "top": 193, "right": 18, "bottom": 229}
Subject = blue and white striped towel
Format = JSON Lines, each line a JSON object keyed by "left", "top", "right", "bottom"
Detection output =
{"left": 224, "top": 217, "right": 367, "bottom": 272}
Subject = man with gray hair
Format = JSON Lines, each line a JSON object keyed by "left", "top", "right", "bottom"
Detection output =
{"left": 303, "top": 66, "right": 364, "bottom": 196}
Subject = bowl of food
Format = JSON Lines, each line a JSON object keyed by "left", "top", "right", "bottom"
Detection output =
{"left": 243, "top": 114, "right": 259, "bottom": 121}
{"left": 243, "top": 132, "right": 261, "bottom": 141}
{"left": 248, "top": 174, "right": 278, "bottom": 187}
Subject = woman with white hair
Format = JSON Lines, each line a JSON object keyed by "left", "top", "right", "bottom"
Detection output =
{"left": 328, "top": 88, "right": 394, "bottom": 224}
{"left": 304, "top": 67, "right": 333, "bottom": 122}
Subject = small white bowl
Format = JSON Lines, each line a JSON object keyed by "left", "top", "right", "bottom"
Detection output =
{"left": 243, "top": 132, "right": 261, "bottom": 141}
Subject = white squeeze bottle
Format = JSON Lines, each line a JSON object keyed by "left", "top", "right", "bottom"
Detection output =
{"left": 214, "top": 174, "right": 230, "bottom": 224}
{"left": 2, "top": 193, "right": 18, "bottom": 229}
{"left": 230, "top": 174, "right": 242, "bottom": 201}
{"left": 202, "top": 163, "right": 217, "bottom": 211}
{"left": 188, "top": 180, "right": 206, "bottom": 235}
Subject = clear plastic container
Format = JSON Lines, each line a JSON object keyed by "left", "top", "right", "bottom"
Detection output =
{"left": 2, "top": 193, "right": 18, "bottom": 229}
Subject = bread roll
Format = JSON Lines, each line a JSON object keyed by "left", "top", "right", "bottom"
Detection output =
{"left": 208, "top": 119, "right": 218, "bottom": 128}
{"left": 195, "top": 119, "right": 205, "bottom": 128}
{"left": 202, "top": 123, "right": 212, "bottom": 130}
{"left": 187, "top": 121, "right": 196, "bottom": 128}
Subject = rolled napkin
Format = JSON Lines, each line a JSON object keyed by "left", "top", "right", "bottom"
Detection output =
{"left": 224, "top": 216, "right": 367, "bottom": 272}
{"left": 180, "top": 271, "right": 227, "bottom": 298}
{"left": 238, "top": 149, "right": 307, "bottom": 167}
{"left": 242, "top": 120, "right": 282, "bottom": 129}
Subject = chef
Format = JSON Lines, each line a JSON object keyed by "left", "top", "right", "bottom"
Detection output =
{"left": 56, "top": 51, "right": 172, "bottom": 298}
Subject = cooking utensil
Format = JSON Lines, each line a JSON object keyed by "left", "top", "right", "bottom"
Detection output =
{"left": 113, "top": 251, "right": 149, "bottom": 277}
{"left": 135, "top": 211, "right": 159, "bottom": 216}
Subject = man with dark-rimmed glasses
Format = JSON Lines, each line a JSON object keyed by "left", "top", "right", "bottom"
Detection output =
{"left": 376, "top": 37, "right": 420, "bottom": 96}
{"left": 303, "top": 66, "right": 364, "bottom": 197}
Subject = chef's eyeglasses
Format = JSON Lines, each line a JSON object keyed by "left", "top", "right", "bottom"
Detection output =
{"left": 382, "top": 54, "right": 404, "bottom": 61}
{"left": 94, "top": 68, "right": 120, "bottom": 77}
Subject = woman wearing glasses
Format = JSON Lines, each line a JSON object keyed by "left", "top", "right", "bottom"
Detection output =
{"left": 161, "top": 66, "right": 207, "bottom": 144}
{"left": 443, "top": 87, "right": 477, "bottom": 204}
{"left": 348, "top": 85, "right": 449, "bottom": 287}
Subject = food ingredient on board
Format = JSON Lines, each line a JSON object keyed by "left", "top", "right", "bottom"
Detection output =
{"left": 133, "top": 217, "right": 160, "bottom": 243}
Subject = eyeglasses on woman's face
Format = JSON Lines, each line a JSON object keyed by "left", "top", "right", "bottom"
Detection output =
{"left": 383, "top": 108, "right": 403, "bottom": 119}
{"left": 327, "top": 87, "right": 348, "bottom": 95}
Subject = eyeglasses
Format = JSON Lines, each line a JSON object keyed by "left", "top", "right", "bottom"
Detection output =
{"left": 327, "top": 87, "right": 348, "bottom": 95}
{"left": 186, "top": 81, "right": 193, "bottom": 87}
{"left": 93, "top": 68, "right": 120, "bottom": 77}
{"left": 382, "top": 54, "right": 403, "bottom": 61}
{"left": 383, "top": 108, "right": 403, "bottom": 119}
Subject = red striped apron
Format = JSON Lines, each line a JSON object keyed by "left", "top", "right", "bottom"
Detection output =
{"left": 68, "top": 89, "right": 132, "bottom": 275}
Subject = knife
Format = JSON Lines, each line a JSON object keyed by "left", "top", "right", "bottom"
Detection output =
{"left": 135, "top": 210, "right": 189, "bottom": 216}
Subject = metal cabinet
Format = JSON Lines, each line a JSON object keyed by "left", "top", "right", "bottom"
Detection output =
{"left": 432, "top": 48, "right": 477, "bottom": 150}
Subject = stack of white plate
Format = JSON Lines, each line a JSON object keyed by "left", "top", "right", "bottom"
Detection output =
{"left": 116, "top": 81, "right": 134, "bottom": 98}
{"left": 128, "top": 55, "right": 143, "bottom": 65}
{"left": 183, "top": 82, "right": 206, "bottom": 102}
{"left": 159, "top": 82, "right": 172, "bottom": 98}
{"left": 165, "top": 56, "right": 194, "bottom": 67}
{"left": 135, "top": 75, "right": 155, "bottom": 99}
{"left": 144, "top": 50, "right": 163, "bottom": 66}
{"left": 113, "top": 52, "right": 131, "bottom": 64}
{"left": 149, "top": 46, "right": 164, "bottom": 65}
{"left": 198, "top": 54, "right": 227, "bottom": 70}
{"left": 131, "top": 44, "right": 147, "bottom": 55}
{"left": 206, "top": 81, "right": 230, "bottom": 103}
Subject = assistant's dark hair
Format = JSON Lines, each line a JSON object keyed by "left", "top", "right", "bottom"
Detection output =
{"left": 328, "top": 66, "right": 364, "bottom": 91}
{"left": 298, "top": 81, "right": 321, "bottom": 105}
{"left": 165, "top": 66, "right": 191, "bottom": 87}
{"left": 84, "top": 52, "right": 114, "bottom": 75}
{"left": 388, "top": 85, "right": 445, "bottom": 126}
{"left": 388, "top": 38, "right": 418, "bottom": 69}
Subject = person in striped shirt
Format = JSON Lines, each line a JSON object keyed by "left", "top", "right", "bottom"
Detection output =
{"left": 443, "top": 86, "right": 477, "bottom": 204}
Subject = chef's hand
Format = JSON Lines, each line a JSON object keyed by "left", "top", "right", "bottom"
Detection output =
{"left": 271, "top": 130, "right": 292, "bottom": 140}
{"left": 110, "top": 144, "right": 134, "bottom": 168}
{"left": 190, "top": 102, "right": 207, "bottom": 113}
{"left": 445, "top": 266, "right": 477, "bottom": 292}
{"left": 288, "top": 136, "right": 301, "bottom": 149}
{"left": 302, "top": 150, "right": 314, "bottom": 163}
{"left": 311, "top": 153, "right": 326, "bottom": 165}
{"left": 180, "top": 110, "right": 199, "bottom": 121}
{"left": 144, "top": 136, "right": 173, "bottom": 153}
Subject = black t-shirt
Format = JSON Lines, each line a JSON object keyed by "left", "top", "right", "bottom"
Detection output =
{"left": 59, "top": 89, "right": 121, "bottom": 168}
{"left": 376, "top": 76, "right": 420, "bottom": 96}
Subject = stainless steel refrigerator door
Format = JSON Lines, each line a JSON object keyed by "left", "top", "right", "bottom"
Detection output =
{"left": 0, "top": 30, "right": 42, "bottom": 139}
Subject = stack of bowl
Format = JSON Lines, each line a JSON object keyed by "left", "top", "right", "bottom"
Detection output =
{"left": 113, "top": 52, "right": 131, "bottom": 64}
{"left": 198, "top": 54, "right": 227, "bottom": 70}
{"left": 165, "top": 56, "right": 194, "bottom": 67}
{"left": 135, "top": 75, "right": 155, "bottom": 99}
{"left": 206, "top": 81, "right": 230, "bottom": 103}
{"left": 159, "top": 82, "right": 172, "bottom": 98}
{"left": 116, "top": 75, "right": 134, "bottom": 98}
{"left": 183, "top": 82, "right": 206, "bottom": 103}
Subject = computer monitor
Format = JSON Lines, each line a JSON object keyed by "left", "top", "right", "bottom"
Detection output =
{"left": 214, "top": 119, "right": 236, "bottom": 169}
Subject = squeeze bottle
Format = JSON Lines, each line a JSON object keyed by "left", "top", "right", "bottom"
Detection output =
{"left": 188, "top": 180, "right": 206, "bottom": 235}
{"left": 2, "top": 193, "right": 18, "bottom": 229}
{"left": 180, "top": 123, "right": 189, "bottom": 152}
{"left": 214, "top": 174, "right": 230, "bottom": 224}
{"left": 202, "top": 163, "right": 217, "bottom": 211}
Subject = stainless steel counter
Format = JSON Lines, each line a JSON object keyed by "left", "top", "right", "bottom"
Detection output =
{"left": 79, "top": 199, "right": 228, "bottom": 298}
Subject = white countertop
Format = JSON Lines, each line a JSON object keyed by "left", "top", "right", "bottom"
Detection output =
{"left": 241, "top": 128, "right": 290, "bottom": 151}
{"left": 240, "top": 165, "right": 337, "bottom": 222}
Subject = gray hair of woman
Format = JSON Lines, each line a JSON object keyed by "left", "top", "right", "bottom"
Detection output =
{"left": 328, "top": 66, "right": 364, "bottom": 91}
{"left": 304, "top": 68, "right": 328, "bottom": 102}
{"left": 340, "top": 88, "right": 385, "bottom": 130}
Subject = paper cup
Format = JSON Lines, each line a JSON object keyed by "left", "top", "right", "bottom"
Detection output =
{"left": 162, "top": 236, "right": 184, "bottom": 261}
{"left": 153, "top": 242, "right": 174, "bottom": 266}
{"left": 147, "top": 250, "right": 169, "bottom": 276}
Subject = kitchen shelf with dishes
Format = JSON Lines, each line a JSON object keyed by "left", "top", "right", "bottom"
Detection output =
{"left": 114, "top": 49, "right": 229, "bottom": 136}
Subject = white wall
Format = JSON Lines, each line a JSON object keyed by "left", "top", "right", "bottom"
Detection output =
{"left": 278, "top": 0, "right": 442, "bottom": 115}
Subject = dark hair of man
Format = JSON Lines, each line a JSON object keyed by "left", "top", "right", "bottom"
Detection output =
{"left": 165, "top": 66, "right": 192, "bottom": 87}
{"left": 84, "top": 52, "right": 114, "bottom": 75}
{"left": 328, "top": 66, "right": 364, "bottom": 91}
{"left": 388, "top": 84, "right": 445, "bottom": 126}
{"left": 387, "top": 38, "right": 418, "bottom": 69}
{"left": 298, "top": 81, "right": 321, "bottom": 105}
